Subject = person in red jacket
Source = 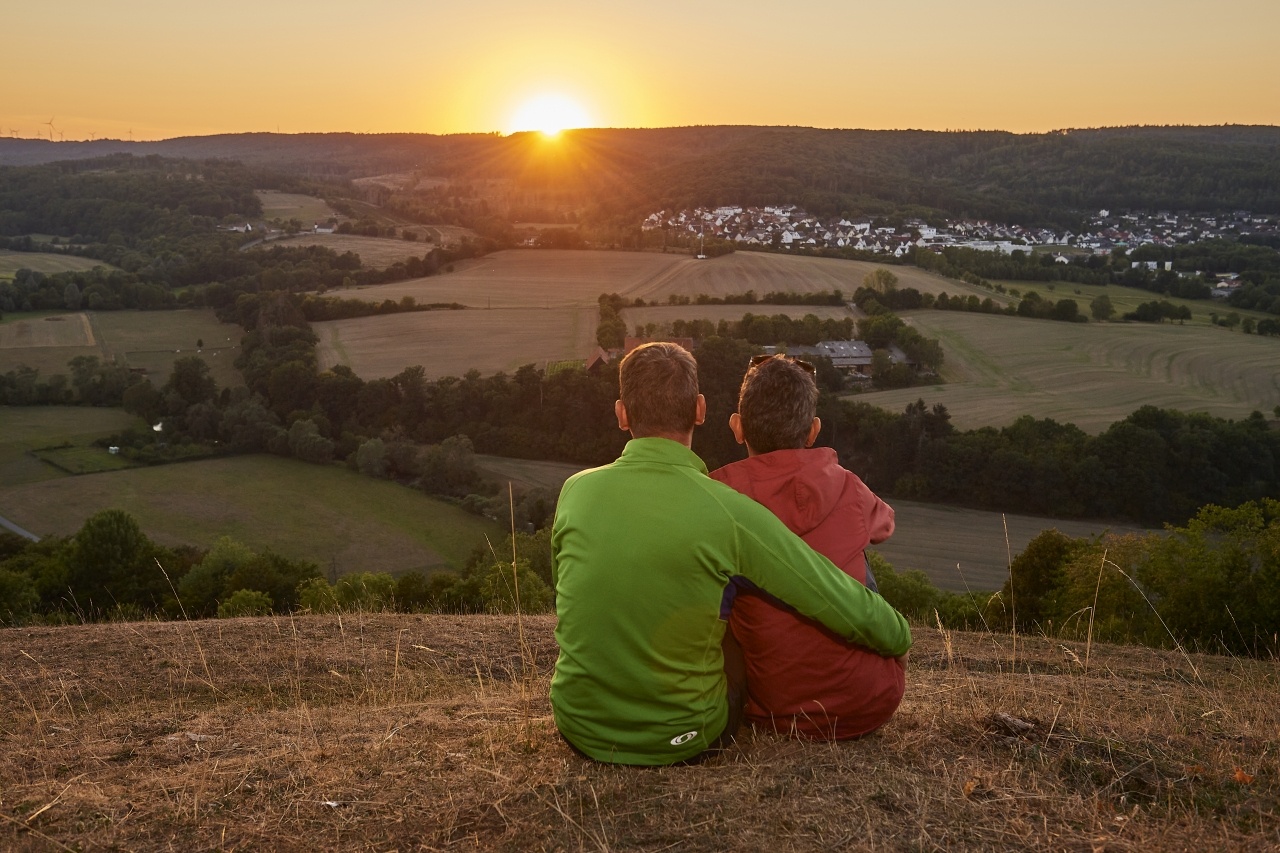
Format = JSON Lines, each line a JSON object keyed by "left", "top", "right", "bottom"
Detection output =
{"left": 709, "top": 354, "right": 907, "bottom": 740}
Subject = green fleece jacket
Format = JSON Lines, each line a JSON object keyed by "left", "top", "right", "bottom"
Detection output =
{"left": 550, "top": 438, "right": 912, "bottom": 765}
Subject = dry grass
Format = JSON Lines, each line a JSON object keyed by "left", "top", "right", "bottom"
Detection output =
{"left": 0, "top": 614, "right": 1273, "bottom": 851}
{"left": 855, "top": 311, "right": 1280, "bottom": 433}
{"left": 314, "top": 306, "right": 597, "bottom": 380}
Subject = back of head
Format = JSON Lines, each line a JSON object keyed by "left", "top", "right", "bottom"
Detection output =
{"left": 619, "top": 342, "right": 699, "bottom": 437}
{"left": 737, "top": 355, "right": 819, "bottom": 453}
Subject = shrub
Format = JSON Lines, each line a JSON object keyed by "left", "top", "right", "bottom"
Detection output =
{"left": 218, "top": 589, "right": 273, "bottom": 617}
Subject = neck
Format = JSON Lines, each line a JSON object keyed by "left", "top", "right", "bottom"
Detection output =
{"left": 633, "top": 430, "right": 695, "bottom": 448}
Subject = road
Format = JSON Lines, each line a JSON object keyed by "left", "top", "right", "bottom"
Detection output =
{"left": 0, "top": 513, "right": 39, "bottom": 542}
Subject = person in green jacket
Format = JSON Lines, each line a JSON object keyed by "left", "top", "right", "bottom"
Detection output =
{"left": 550, "top": 342, "right": 912, "bottom": 766}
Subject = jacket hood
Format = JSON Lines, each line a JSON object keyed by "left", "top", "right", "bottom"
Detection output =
{"left": 712, "top": 448, "right": 847, "bottom": 537}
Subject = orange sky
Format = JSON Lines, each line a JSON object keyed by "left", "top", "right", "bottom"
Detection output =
{"left": 3, "top": 1, "right": 1278, "bottom": 141}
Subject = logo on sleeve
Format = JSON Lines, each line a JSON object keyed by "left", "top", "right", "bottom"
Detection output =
{"left": 670, "top": 731, "right": 698, "bottom": 746}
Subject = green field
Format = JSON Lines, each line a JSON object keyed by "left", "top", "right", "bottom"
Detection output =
{"left": 996, "top": 279, "right": 1274, "bottom": 327}
{"left": 474, "top": 455, "right": 1145, "bottom": 592}
{"left": 0, "top": 454, "right": 500, "bottom": 576}
{"left": 0, "top": 406, "right": 143, "bottom": 487}
{"left": 255, "top": 190, "right": 337, "bottom": 224}
{"left": 0, "top": 309, "right": 243, "bottom": 389}
{"left": 0, "top": 250, "right": 113, "bottom": 279}
{"left": 851, "top": 311, "right": 1280, "bottom": 432}
{"left": 32, "top": 445, "right": 138, "bottom": 475}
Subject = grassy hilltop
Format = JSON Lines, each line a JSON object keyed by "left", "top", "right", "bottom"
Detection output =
{"left": 1, "top": 614, "right": 1274, "bottom": 850}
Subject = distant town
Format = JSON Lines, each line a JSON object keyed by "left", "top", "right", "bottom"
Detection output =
{"left": 643, "top": 205, "right": 1280, "bottom": 260}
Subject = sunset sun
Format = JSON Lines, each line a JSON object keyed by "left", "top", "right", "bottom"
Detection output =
{"left": 507, "top": 94, "right": 591, "bottom": 136}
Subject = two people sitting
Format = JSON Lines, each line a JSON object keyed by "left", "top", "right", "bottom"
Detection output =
{"left": 551, "top": 342, "right": 910, "bottom": 766}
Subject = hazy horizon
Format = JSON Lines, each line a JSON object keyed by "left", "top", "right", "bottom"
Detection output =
{"left": 4, "top": 1, "right": 1279, "bottom": 142}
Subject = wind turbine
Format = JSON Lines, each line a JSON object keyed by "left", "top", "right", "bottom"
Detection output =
{"left": 43, "top": 117, "right": 57, "bottom": 141}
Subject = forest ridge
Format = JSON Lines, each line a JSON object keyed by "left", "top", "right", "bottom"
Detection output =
{"left": 2, "top": 125, "right": 1279, "bottom": 226}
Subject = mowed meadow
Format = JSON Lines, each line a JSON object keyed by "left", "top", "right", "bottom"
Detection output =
{"left": 0, "top": 308, "right": 242, "bottom": 388}
{"left": 857, "top": 311, "right": 1280, "bottom": 433}
{"left": 314, "top": 250, "right": 973, "bottom": 379}
{"left": 0, "top": 249, "right": 112, "bottom": 279}
{"left": 0, "top": 415, "right": 499, "bottom": 576}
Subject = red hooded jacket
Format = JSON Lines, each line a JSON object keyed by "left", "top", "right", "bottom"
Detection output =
{"left": 710, "top": 447, "right": 904, "bottom": 739}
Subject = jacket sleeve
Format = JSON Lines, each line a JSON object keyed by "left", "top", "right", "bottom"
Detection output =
{"left": 852, "top": 473, "right": 895, "bottom": 545}
{"left": 721, "top": 488, "right": 912, "bottom": 657}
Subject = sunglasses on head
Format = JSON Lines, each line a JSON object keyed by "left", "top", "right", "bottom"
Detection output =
{"left": 749, "top": 354, "right": 816, "bottom": 375}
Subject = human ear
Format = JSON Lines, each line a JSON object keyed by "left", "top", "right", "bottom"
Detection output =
{"left": 694, "top": 393, "right": 706, "bottom": 427}
{"left": 615, "top": 400, "right": 630, "bottom": 432}
{"left": 805, "top": 417, "right": 822, "bottom": 448}
{"left": 729, "top": 412, "right": 746, "bottom": 446}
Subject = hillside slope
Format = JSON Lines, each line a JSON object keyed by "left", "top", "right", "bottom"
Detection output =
{"left": 1, "top": 614, "right": 1274, "bottom": 850}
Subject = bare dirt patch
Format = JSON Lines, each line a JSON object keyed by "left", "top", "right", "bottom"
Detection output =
{"left": 1, "top": 615, "right": 1273, "bottom": 851}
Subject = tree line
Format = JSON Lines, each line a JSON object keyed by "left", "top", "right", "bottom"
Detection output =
{"left": 0, "top": 511, "right": 558, "bottom": 625}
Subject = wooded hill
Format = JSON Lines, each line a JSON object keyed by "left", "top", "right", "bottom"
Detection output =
{"left": 3, "top": 125, "right": 1279, "bottom": 226}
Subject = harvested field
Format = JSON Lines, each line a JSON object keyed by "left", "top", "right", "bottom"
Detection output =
{"left": 475, "top": 454, "right": 587, "bottom": 493}
{"left": 338, "top": 250, "right": 977, "bottom": 313}
{"left": 0, "top": 312, "right": 99, "bottom": 377}
{"left": 338, "top": 250, "right": 688, "bottom": 309}
{"left": 0, "top": 312, "right": 94, "bottom": 348}
{"left": 0, "top": 406, "right": 141, "bottom": 487}
{"left": 473, "top": 455, "right": 1142, "bottom": 592}
{"left": 315, "top": 307, "right": 597, "bottom": 380}
{"left": 425, "top": 224, "right": 478, "bottom": 245}
{"left": 622, "top": 302, "right": 855, "bottom": 329}
{"left": 2, "top": 615, "right": 1273, "bottom": 851}
{"left": 255, "top": 190, "right": 337, "bottom": 224}
{"left": 268, "top": 233, "right": 434, "bottom": 269}
{"left": 350, "top": 171, "right": 421, "bottom": 191}
{"left": 852, "top": 311, "right": 1280, "bottom": 432}
{"left": 0, "top": 454, "right": 498, "bottom": 575}
{"left": 638, "top": 252, "right": 971, "bottom": 303}
{"left": 0, "top": 250, "right": 111, "bottom": 278}
{"left": 0, "top": 310, "right": 242, "bottom": 389}
{"left": 875, "top": 500, "right": 1148, "bottom": 592}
